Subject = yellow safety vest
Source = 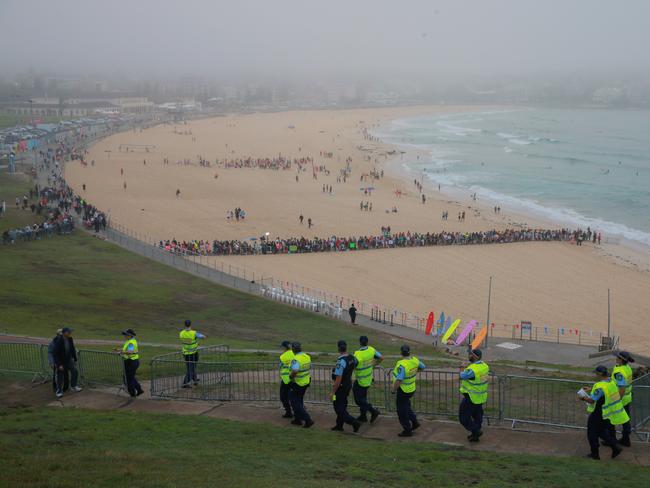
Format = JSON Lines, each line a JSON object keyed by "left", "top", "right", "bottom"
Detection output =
{"left": 279, "top": 350, "right": 295, "bottom": 384}
{"left": 354, "top": 346, "right": 377, "bottom": 388}
{"left": 460, "top": 361, "right": 490, "bottom": 404}
{"left": 293, "top": 352, "right": 311, "bottom": 387}
{"left": 179, "top": 329, "right": 199, "bottom": 355}
{"left": 612, "top": 364, "right": 633, "bottom": 407}
{"left": 122, "top": 338, "right": 139, "bottom": 360}
{"left": 393, "top": 356, "right": 421, "bottom": 393}
{"left": 587, "top": 380, "right": 630, "bottom": 425}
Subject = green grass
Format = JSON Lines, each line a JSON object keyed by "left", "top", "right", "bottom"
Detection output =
{"left": 0, "top": 231, "right": 406, "bottom": 354}
{"left": 0, "top": 406, "right": 646, "bottom": 488}
{"left": 0, "top": 171, "right": 40, "bottom": 232}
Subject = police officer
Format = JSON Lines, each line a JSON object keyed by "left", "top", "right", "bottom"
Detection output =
{"left": 288, "top": 342, "right": 314, "bottom": 428}
{"left": 116, "top": 328, "right": 144, "bottom": 398}
{"left": 391, "top": 344, "right": 425, "bottom": 437}
{"left": 331, "top": 340, "right": 361, "bottom": 433}
{"left": 579, "top": 365, "right": 629, "bottom": 459}
{"left": 179, "top": 319, "right": 206, "bottom": 388}
{"left": 459, "top": 349, "right": 489, "bottom": 442}
{"left": 279, "top": 340, "right": 294, "bottom": 418}
{"left": 353, "top": 335, "right": 382, "bottom": 423}
{"left": 612, "top": 351, "right": 635, "bottom": 447}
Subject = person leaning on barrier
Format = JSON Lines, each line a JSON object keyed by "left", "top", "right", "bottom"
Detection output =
{"left": 579, "top": 365, "right": 629, "bottom": 460}
{"left": 52, "top": 327, "right": 82, "bottom": 398}
{"left": 330, "top": 340, "right": 361, "bottom": 433}
{"left": 180, "top": 319, "right": 206, "bottom": 388}
{"left": 353, "top": 335, "right": 382, "bottom": 423}
{"left": 458, "top": 349, "right": 489, "bottom": 442}
{"left": 612, "top": 351, "right": 635, "bottom": 447}
{"left": 391, "top": 344, "right": 425, "bottom": 437}
{"left": 115, "top": 328, "right": 144, "bottom": 398}
{"left": 288, "top": 342, "right": 314, "bottom": 428}
{"left": 279, "top": 340, "right": 295, "bottom": 419}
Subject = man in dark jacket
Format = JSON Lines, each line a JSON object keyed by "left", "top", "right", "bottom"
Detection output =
{"left": 52, "top": 327, "right": 82, "bottom": 398}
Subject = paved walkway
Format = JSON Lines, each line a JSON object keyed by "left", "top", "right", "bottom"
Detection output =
{"left": 5, "top": 381, "right": 649, "bottom": 466}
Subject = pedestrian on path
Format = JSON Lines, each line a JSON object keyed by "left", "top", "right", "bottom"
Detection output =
{"left": 52, "top": 327, "right": 82, "bottom": 398}
{"left": 391, "top": 344, "right": 425, "bottom": 437}
{"left": 348, "top": 303, "right": 357, "bottom": 324}
{"left": 459, "top": 349, "right": 489, "bottom": 442}
{"left": 612, "top": 351, "right": 635, "bottom": 447}
{"left": 353, "top": 335, "right": 382, "bottom": 423}
{"left": 330, "top": 340, "right": 361, "bottom": 433}
{"left": 288, "top": 342, "right": 314, "bottom": 428}
{"left": 579, "top": 365, "right": 628, "bottom": 460}
{"left": 279, "top": 340, "right": 295, "bottom": 418}
{"left": 179, "top": 319, "right": 206, "bottom": 387}
{"left": 116, "top": 328, "right": 144, "bottom": 398}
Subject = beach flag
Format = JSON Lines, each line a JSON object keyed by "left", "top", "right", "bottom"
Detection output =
{"left": 471, "top": 326, "right": 488, "bottom": 349}
{"left": 425, "top": 312, "right": 435, "bottom": 335}
{"left": 438, "top": 311, "right": 445, "bottom": 326}
{"left": 441, "top": 319, "right": 461, "bottom": 343}
{"left": 454, "top": 320, "right": 477, "bottom": 345}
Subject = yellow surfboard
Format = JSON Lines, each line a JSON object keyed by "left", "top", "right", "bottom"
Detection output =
{"left": 441, "top": 319, "right": 461, "bottom": 343}
{"left": 471, "top": 326, "right": 488, "bottom": 349}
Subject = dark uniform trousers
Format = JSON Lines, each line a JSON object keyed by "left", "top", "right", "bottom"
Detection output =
{"left": 587, "top": 412, "right": 617, "bottom": 455}
{"left": 459, "top": 394, "right": 484, "bottom": 436}
{"left": 353, "top": 381, "right": 377, "bottom": 419}
{"left": 123, "top": 359, "right": 143, "bottom": 397}
{"left": 333, "top": 384, "right": 357, "bottom": 428}
{"left": 280, "top": 382, "right": 292, "bottom": 415}
{"left": 183, "top": 352, "right": 199, "bottom": 385}
{"left": 396, "top": 389, "right": 417, "bottom": 432}
{"left": 289, "top": 382, "right": 312, "bottom": 423}
{"left": 55, "top": 359, "right": 79, "bottom": 393}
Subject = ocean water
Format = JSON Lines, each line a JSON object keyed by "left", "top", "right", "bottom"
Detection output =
{"left": 380, "top": 108, "right": 650, "bottom": 247}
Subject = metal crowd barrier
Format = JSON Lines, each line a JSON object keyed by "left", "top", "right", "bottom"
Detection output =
{"left": 3, "top": 342, "right": 649, "bottom": 439}
{"left": 0, "top": 342, "right": 49, "bottom": 380}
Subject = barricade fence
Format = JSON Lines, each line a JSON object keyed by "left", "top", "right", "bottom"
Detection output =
{"left": 0, "top": 343, "right": 125, "bottom": 388}
{"left": 148, "top": 353, "right": 650, "bottom": 438}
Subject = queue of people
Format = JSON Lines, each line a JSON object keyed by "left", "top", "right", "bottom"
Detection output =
{"left": 159, "top": 227, "right": 578, "bottom": 257}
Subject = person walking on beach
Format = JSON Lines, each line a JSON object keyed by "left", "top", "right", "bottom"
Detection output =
{"left": 392, "top": 345, "right": 425, "bottom": 437}
{"left": 307, "top": 217, "right": 312, "bottom": 229}
{"left": 353, "top": 335, "right": 382, "bottom": 423}
{"left": 330, "top": 340, "right": 361, "bottom": 433}
{"left": 459, "top": 349, "right": 489, "bottom": 442}
{"left": 348, "top": 303, "right": 357, "bottom": 324}
{"left": 179, "top": 319, "right": 206, "bottom": 387}
{"left": 116, "top": 328, "right": 144, "bottom": 398}
{"left": 299, "top": 214, "right": 304, "bottom": 225}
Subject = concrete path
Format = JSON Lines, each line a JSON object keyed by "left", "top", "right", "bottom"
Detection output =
{"left": 5, "top": 381, "right": 648, "bottom": 466}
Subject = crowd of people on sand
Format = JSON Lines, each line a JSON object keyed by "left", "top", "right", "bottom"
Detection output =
{"left": 226, "top": 207, "right": 247, "bottom": 222}
{"left": 360, "top": 201, "right": 373, "bottom": 211}
{"left": 158, "top": 227, "right": 584, "bottom": 257}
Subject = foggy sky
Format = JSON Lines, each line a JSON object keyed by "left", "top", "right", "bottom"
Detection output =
{"left": 0, "top": 0, "right": 648, "bottom": 80}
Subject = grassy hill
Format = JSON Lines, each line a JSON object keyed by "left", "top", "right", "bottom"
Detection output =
{"left": 2, "top": 404, "right": 647, "bottom": 488}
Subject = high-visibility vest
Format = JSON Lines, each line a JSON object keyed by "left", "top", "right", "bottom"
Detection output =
{"left": 587, "top": 380, "right": 630, "bottom": 425}
{"left": 279, "top": 350, "right": 295, "bottom": 384}
{"left": 354, "top": 346, "right": 377, "bottom": 387}
{"left": 393, "top": 356, "right": 421, "bottom": 393}
{"left": 122, "top": 339, "right": 139, "bottom": 360}
{"left": 293, "top": 352, "right": 311, "bottom": 387}
{"left": 612, "top": 364, "right": 633, "bottom": 406}
{"left": 460, "top": 361, "right": 489, "bottom": 404}
{"left": 179, "top": 329, "right": 199, "bottom": 355}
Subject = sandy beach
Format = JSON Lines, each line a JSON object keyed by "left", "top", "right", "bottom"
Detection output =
{"left": 67, "top": 106, "right": 650, "bottom": 353}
